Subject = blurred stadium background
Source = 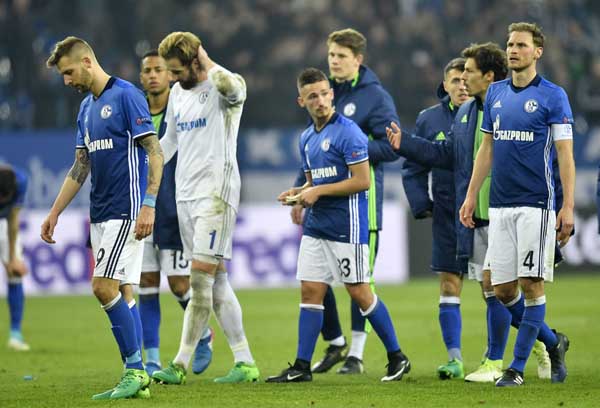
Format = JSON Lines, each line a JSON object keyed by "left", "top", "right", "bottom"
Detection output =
{"left": 1, "top": 0, "right": 599, "bottom": 295}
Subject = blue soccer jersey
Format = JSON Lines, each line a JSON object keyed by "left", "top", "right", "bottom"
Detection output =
{"left": 482, "top": 76, "right": 573, "bottom": 210}
{"left": 76, "top": 77, "right": 155, "bottom": 223}
{"left": 300, "top": 113, "right": 369, "bottom": 244}
{"left": 0, "top": 165, "right": 28, "bottom": 219}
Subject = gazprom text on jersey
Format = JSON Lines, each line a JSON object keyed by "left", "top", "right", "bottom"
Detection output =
{"left": 177, "top": 117, "right": 207, "bottom": 132}
{"left": 493, "top": 130, "right": 534, "bottom": 142}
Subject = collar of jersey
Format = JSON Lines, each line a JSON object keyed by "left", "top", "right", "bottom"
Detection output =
{"left": 509, "top": 74, "right": 541, "bottom": 93}
{"left": 94, "top": 76, "right": 116, "bottom": 100}
{"left": 313, "top": 112, "right": 339, "bottom": 133}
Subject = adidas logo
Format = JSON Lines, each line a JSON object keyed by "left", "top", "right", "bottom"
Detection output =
{"left": 461, "top": 114, "right": 468, "bottom": 123}
{"left": 493, "top": 100, "right": 502, "bottom": 108}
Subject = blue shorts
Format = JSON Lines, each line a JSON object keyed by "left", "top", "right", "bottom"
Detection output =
{"left": 431, "top": 200, "right": 463, "bottom": 274}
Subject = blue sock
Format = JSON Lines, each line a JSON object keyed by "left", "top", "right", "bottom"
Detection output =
{"left": 439, "top": 298, "right": 461, "bottom": 360}
{"left": 486, "top": 295, "right": 511, "bottom": 361}
{"left": 7, "top": 279, "right": 25, "bottom": 335}
{"left": 139, "top": 293, "right": 161, "bottom": 351}
{"left": 506, "top": 293, "right": 558, "bottom": 350}
{"left": 364, "top": 296, "right": 400, "bottom": 353}
{"left": 297, "top": 305, "right": 324, "bottom": 362}
{"left": 104, "top": 294, "right": 143, "bottom": 370}
{"left": 321, "top": 286, "right": 342, "bottom": 341}
{"left": 351, "top": 300, "right": 367, "bottom": 332}
{"left": 510, "top": 299, "right": 546, "bottom": 373}
{"left": 128, "top": 300, "right": 144, "bottom": 357}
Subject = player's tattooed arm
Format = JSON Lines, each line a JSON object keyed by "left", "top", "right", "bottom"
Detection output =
{"left": 138, "top": 134, "right": 164, "bottom": 196}
{"left": 67, "top": 148, "right": 91, "bottom": 185}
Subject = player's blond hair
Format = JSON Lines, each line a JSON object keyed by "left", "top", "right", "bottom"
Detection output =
{"left": 327, "top": 28, "right": 367, "bottom": 56}
{"left": 46, "top": 36, "right": 95, "bottom": 68}
{"left": 158, "top": 32, "right": 202, "bottom": 66}
{"left": 508, "top": 22, "right": 545, "bottom": 48}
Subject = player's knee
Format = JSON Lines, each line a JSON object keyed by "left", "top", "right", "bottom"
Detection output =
{"left": 345, "top": 283, "right": 373, "bottom": 311}
{"left": 440, "top": 273, "right": 461, "bottom": 296}
{"left": 168, "top": 276, "right": 190, "bottom": 298}
{"left": 140, "top": 272, "right": 160, "bottom": 288}
{"left": 300, "top": 281, "right": 327, "bottom": 304}
{"left": 519, "top": 277, "right": 544, "bottom": 298}
{"left": 494, "top": 281, "right": 519, "bottom": 303}
{"left": 189, "top": 272, "right": 213, "bottom": 308}
{"left": 191, "top": 259, "right": 218, "bottom": 275}
{"left": 92, "top": 278, "right": 119, "bottom": 304}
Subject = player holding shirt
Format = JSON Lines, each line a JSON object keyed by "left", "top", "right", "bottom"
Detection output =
{"left": 43, "top": 36, "right": 164, "bottom": 399}
{"left": 0, "top": 165, "right": 29, "bottom": 351}
{"left": 266, "top": 68, "right": 410, "bottom": 383}
{"left": 460, "top": 22, "right": 573, "bottom": 387}
{"left": 137, "top": 50, "right": 213, "bottom": 377}
{"left": 151, "top": 32, "right": 259, "bottom": 385}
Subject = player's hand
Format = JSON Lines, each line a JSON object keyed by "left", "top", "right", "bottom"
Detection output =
{"left": 7, "top": 259, "right": 27, "bottom": 277}
{"left": 556, "top": 206, "right": 574, "bottom": 247}
{"left": 135, "top": 206, "right": 155, "bottom": 240}
{"left": 290, "top": 204, "right": 304, "bottom": 225}
{"left": 386, "top": 122, "right": 402, "bottom": 150}
{"left": 197, "top": 44, "right": 215, "bottom": 71}
{"left": 298, "top": 186, "right": 320, "bottom": 207}
{"left": 40, "top": 212, "right": 59, "bottom": 244}
{"left": 278, "top": 188, "right": 299, "bottom": 205}
{"left": 459, "top": 195, "right": 476, "bottom": 228}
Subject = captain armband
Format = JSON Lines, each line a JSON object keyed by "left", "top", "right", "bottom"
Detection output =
{"left": 551, "top": 123, "right": 573, "bottom": 141}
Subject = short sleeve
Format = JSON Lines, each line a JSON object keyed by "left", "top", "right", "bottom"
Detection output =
{"left": 75, "top": 99, "right": 87, "bottom": 149}
{"left": 122, "top": 87, "right": 156, "bottom": 139}
{"left": 299, "top": 134, "right": 309, "bottom": 172}
{"left": 481, "top": 86, "right": 495, "bottom": 133}
{"left": 342, "top": 123, "right": 369, "bottom": 165}
{"left": 13, "top": 169, "right": 28, "bottom": 207}
{"left": 548, "top": 87, "right": 574, "bottom": 125}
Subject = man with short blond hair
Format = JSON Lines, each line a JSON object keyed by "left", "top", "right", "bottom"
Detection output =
{"left": 43, "top": 35, "right": 164, "bottom": 399}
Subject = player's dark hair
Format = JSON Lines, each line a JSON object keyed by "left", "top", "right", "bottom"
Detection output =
{"left": 462, "top": 42, "right": 508, "bottom": 81}
{"left": 444, "top": 57, "right": 466, "bottom": 77}
{"left": 142, "top": 49, "right": 160, "bottom": 60}
{"left": 0, "top": 166, "right": 17, "bottom": 204}
{"left": 327, "top": 28, "right": 367, "bottom": 56}
{"left": 297, "top": 68, "right": 329, "bottom": 89}
{"left": 46, "top": 36, "right": 95, "bottom": 68}
{"left": 508, "top": 22, "right": 545, "bottom": 48}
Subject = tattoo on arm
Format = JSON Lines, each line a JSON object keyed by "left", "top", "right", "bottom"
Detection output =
{"left": 138, "top": 135, "right": 164, "bottom": 196}
{"left": 67, "top": 149, "right": 91, "bottom": 185}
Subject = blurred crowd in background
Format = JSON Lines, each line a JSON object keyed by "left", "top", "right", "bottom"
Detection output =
{"left": 1, "top": 0, "right": 599, "bottom": 131}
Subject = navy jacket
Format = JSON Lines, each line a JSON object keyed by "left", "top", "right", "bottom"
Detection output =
{"left": 295, "top": 65, "right": 399, "bottom": 230}
{"left": 401, "top": 95, "right": 457, "bottom": 219}
{"left": 153, "top": 103, "right": 183, "bottom": 250}
{"left": 398, "top": 97, "right": 566, "bottom": 261}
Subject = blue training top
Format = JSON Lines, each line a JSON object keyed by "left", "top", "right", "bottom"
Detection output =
{"left": 300, "top": 112, "right": 369, "bottom": 244}
{"left": 482, "top": 75, "right": 573, "bottom": 210}
{"left": 0, "top": 165, "right": 28, "bottom": 219}
{"left": 76, "top": 77, "right": 156, "bottom": 223}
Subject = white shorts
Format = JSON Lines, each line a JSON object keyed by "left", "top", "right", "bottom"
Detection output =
{"left": 296, "top": 235, "right": 370, "bottom": 285}
{"left": 142, "top": 234, "right": 190, "bottom": 276}
{"left": 0, "top": 218, "right": 23, "bottom": 264}
{"left": 177, "top": 197, "right": 236, "bottom": 264}
{"left": 468, "top": 226, "right": 491, "bottom": 282}
{"left": 90, "top": 219, "right": 143, "bottom": 284}
{"left": 488, "top": 207, "right": 555, "bottom": 285}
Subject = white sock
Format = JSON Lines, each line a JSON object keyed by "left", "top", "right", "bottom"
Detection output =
{"left": 348, "top": 330, "right": 368, "bottom": 360}
{"left": 213, "top": 272, "right": 254, "bottom": 364}
{"left": 329, "top": 335, "right": 346, "bottom": 347}
{"left": 174, "top": 271, "right": 214, "bottom": 369}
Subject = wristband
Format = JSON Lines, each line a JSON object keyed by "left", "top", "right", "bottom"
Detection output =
{"left": 142, "top": 193, "right": 156, "bottom": 208}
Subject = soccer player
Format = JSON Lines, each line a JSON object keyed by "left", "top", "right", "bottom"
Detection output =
{"left": 460, "top": 22, "right": 572, "bottom": 387}
{"left": 266, "top": 68, "right": 410, "bottom": 383}
{"left": 387, "top": 42, "right": 552, "bottom": 382}
{"left": 0, "top": 164, "right": 29, "bottom": 351}
{"left": 150, "top": 32, "right": 259, "bottom": 385}
{"left": 42, "top": 36, "right": 164, "bottom": 399}
{"left": 137, "top": 50, "right": 213, "bottom": 377}
{"left": 291, "top": 28, "right": 401, "bottom": 375}
{"left": 401, "top": 57, "right": 470, "bottom": 379}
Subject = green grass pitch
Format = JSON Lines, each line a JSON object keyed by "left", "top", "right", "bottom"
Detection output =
{"left": 1, "top": 275, "right": 599, "bottom": 407}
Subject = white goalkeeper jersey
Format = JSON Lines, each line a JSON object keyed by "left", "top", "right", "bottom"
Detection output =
{"left": 161, "top": 65, "right": 246, "bottom": 211}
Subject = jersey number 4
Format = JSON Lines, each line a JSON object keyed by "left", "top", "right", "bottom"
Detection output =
{"left": 523, "top": 250, "right": 535, "bottom": 271}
